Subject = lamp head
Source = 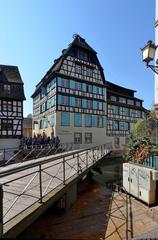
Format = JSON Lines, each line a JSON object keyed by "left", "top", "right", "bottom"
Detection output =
{"left": 141, "top": 40, "right": 157, "bottom": 64}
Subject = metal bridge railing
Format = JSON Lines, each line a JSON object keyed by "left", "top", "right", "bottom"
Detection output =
{"left": 0, "top": 142, "right": 112, "bottom": 237}
{"left": 0, "top": 142, "right": 78, "bottom": 165}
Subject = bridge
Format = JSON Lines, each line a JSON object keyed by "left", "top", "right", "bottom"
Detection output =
{"left": 0, "top": 143, "right": 111, "bottom": 238}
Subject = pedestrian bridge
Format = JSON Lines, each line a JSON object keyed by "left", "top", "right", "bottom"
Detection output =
{"left": 0, "top": 143, "right": 112, "bottom": 238}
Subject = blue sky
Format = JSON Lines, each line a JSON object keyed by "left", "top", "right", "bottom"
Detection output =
{"left": 0, "top": 0, "right": 155, "bottom": 116}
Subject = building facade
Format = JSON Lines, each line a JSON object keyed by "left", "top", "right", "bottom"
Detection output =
{"left": 106, "top": 81, "right": 146, "bottom": 149}
{"left": 23, "top": 117, "right": 32, "bottom": 138}
{"left": 155, "top": 0, "right": 158, "bottom": 108}
{"left": 0, "top": 65, "right": 26, "bottom": 149}
{"left": 32, "top": 35, "right": 106, "bottom": 147}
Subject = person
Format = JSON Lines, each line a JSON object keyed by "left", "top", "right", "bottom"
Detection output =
{"left": 55, "top": 136, "right": 60, "bottom": 148}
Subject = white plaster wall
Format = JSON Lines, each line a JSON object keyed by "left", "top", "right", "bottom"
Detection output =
{"left": 55, "top": 112, "right": 107, "bottom": 148}
{"left": 155, "top": 0, "right": 158, "bottom": 105}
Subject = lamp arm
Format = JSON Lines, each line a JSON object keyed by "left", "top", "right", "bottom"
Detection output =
{"left": 146, "top": 63, "right": 158, "bottom": 75}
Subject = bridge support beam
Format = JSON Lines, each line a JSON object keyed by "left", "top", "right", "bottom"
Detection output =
{"left": 65, "top": 182, "right": 77, "bottom": 211}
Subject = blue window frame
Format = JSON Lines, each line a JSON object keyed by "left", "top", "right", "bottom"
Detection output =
{"left": 85, "top": 114, "right": 91, "bottom": 127}
{"left": 58, "top": 77, "right": 62, "bottom": 87}
{"left": 70, "top": 80, "right": 76, "bottom": 89}
{"left": 93, "top": 100, "right": 97, "bottom": 109}
{"left": 82, "top": 99, "right": 87, "bottom": 108}
{"left": 103, "top": 116, "right": 106, "bottom": 128}
{"left": 92, "top": 115, "right": 97, "bottom": 127}
{"left": 74, "top": 113, "right": 82, "bottom": 127}
{"left": 61, "top": 112, "right": 70, "bottom": 126}
{"left": 82, "top": 83, "right": 87, "bottom": 92}
{"left": 70, "top": 97, "right": 76, "bottom": 107}
{"left": 58, "top": 95, "right": 62, "bottom": 105}
{"left": 93, "top": 86, "right": 97, "bottom": 94}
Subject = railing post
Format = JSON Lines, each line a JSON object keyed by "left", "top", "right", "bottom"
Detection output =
{"left": 3, "top": 149, "right": 5, "bottom": 161}
{"left": 86, "top": 151, "right": 88, "bottom": 168}
{"left": 39, "top": 164, "right": 43, "bottom": 203}
{"left": 0, "top": 185, "right": 3, "bottom": 238}
{"left": 77, "top": 153, "right": 80, "bottom": 175}
{"left": 63, "top": 157, "right": 66, "bottom": 185}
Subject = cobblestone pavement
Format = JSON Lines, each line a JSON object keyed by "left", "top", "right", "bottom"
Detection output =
{"left": 132, "top": 228, "right": 158, "bottom": 239}
{"left": 18, "top": 177, "right": 158, "bottom": 240}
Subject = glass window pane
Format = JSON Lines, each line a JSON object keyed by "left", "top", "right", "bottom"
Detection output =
{"left": 61, "top": 112, "right": 70, "bottom": 126}
{"left": 74, "top": 113, "right": 82, "bottom": 127}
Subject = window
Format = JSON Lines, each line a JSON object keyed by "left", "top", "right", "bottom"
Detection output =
{"left": 136, "top": 101, "right": 141, "bottom": 107}
{"left": 85, "top": 114, "right": 92, "bottom": 127}
{"left": 40, "top": 102, "right": 46, "bottom": 113}
{"left": 75, "top": 98, "right": 82, "bottom": 108}
{"left": 74, "top": 113, "right": 82, "bottom": 127}
{"left": 75, "top": 64, "right": 82, "bottom": 75}
{"left": 114, "top": 137, "right": 120, "bottom": 148}
{"left": 98, "top": 102, "right": 102, "bottom": 110}
{"left": 119, "top": 97, "right": 126, "bottom": 104}
{"left": 82, "top": 83, "right": 87, "bottom": 92}
{"left": 4, "top": 84, "right": 11, "bottom": 94}
{"left": 127, "top": 99, "right": 134, "bottom": 105}
{"left": 70, "top": 80, "right": 76, "bottom": 89}
{"left": 58, "top": 95, "right": 69, "bottom": 106}
{"left": 86, "top": 67, "right": 93, "bottom": 77}
{"left": 82, "top": 99, "right": 87, "bottom": 108}
{"left": 93, "top": 100, "right": 97, "bottom": 109}
{"left": 85, "top": 133, "right": 92, "bottom": 144}
{"left": 61, "top": 112, "right": 70, "bottom": 126}
{"left": 8, "top": 101, "right": 12, "bottom": 111}
{"left": 41, "top": 87, "right": 46, "bottom": 98}
{"left": 93, "top": 86, "right": 97, "bottom": 94}
{"left": 78, "top": 50, "right": 88, "bottom": 61}
{"left": 61, "top": 79, "right": 69, "bottom": 88}
{"left": 2, "top": 119, "right": 13, "bottom": 131}
{"left": 87, "top": 100, "right": 92, "bottom": 109}
{"left": 110, "top": 95, "right": 117, "bottom": 101}
{"left": 97, "top": 116, "right": 103, "bottom": 128}
{"left": 70, "top": 97, "right": 76, "bottom": 107}
{"left": 74, "top": 132, "right": 82, "bottom": 144}
{"left": 2, "top": 101, "right": 7, "bottom": 111}
{"left": 75, "top": 82, "right": 82, "bottom": 91}
{"left": 92, "top": 115, "right": 97, "bottom": 127}
{"left": 47, "top": 97, "right": 55, "bottom": 109}
{"left": 112, "top": 120, "right": 119, "bottom": 130}
{"left": 111, "top": 105, "right": 119, "bottom": 115}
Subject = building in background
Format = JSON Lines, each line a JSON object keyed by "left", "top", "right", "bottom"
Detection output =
{"left": 32, "top": 35, "right": 106, "bottom": 147}
{"left": 23, "top": 117, "right": 32, "bottom": 138}
{"left": 106, "top": 81, "right": 146, "bottom": 149}
{"left": 0, "top": 65, "right": 26, "bottom": 149}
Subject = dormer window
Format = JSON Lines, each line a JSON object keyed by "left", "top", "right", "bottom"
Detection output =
{"left": 4, "top": 84, "right": 11, "bottom": 94}
{"left": 78, "top": 50, "right": 88, "bottom": 61}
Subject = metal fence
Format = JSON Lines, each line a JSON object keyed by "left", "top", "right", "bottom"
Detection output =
{"left": 0, "top": 142, "right": 78, "bottom": 164}
{"left": 143, "top": 155, "right": 158, "bottom": 169}
{"left": 0, "top": 142, "right": 112, "bottom": 237}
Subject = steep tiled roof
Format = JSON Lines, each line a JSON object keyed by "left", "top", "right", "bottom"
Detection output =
{"left": 0, "top": 65, "right": 26, "bottom": 100}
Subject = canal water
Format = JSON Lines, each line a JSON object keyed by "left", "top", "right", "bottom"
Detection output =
{"left": 18, "top": 156, "right": 124, "bottom": 239}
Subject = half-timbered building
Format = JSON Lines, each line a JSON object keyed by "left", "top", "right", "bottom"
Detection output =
{"left": 32, "top": 35, "right": 106, "bottom": 147}
{"left": 0, "top": 65, "right": 26, "bottom": 149}
{"left": 106, "top": 81, "right": 146, "bottom": 149}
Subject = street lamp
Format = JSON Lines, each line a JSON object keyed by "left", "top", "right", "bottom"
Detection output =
{"left": 141, "top": 40, "right": 158, "bottom": 144}
{"left": 141, "top": 40, "right": 158, "bottom": 74}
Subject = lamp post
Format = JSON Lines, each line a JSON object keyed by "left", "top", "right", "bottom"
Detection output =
{"left": 141, "top": 40, "right": 158, "bottom": 144}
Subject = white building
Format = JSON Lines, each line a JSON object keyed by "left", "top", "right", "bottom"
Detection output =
{"left": 32, "top": 35, "right": 107, "bottom": 148}
{"left": 0, "top": 65, "right": 26, "bottom": 149}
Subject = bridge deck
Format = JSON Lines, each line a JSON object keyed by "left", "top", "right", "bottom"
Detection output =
{"left": 0, "top": 143, "right": 111, "bottom": 237}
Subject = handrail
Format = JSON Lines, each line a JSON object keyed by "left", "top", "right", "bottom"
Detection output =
{"left": 0, "top": 143, "right": 111, "bottom": 178}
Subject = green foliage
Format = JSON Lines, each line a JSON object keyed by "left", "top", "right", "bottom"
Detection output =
{"left": 125, "top": 110, "right": 158, "bottom": 162}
